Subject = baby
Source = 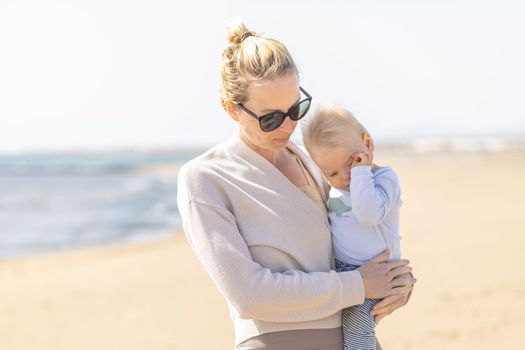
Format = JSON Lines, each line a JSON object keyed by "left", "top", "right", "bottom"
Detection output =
{"left": 302, "top": 105, "right": 403, "bottom": 350}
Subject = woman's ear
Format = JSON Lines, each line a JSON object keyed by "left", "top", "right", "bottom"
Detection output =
{"left": 363, "top": 132, "right": 374, "bottom": 153}
{"left": 224, "top": 101, "right": 240, "bottom": 122}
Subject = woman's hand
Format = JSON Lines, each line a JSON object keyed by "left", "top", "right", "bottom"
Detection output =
{"left": 371, "top": 292, "right": 409, "bottom": 324}
{"left": 356, "top": 250, "right": 416, "bottom": 299}
{"left": 371, "top": 270, "right": 415, "bottom": 323}
{"left": 372, "top": 271, "right": 415, "bottom": 323}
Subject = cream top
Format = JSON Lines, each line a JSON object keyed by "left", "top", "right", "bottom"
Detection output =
{"left": 294, "top": 152, "right": 327, "bottom": 215}
{"left": 177, "top": 134, "right": 365, "bottom": 346}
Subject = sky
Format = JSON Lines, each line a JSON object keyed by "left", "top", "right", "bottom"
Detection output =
{"left": 0, "top": 0, "right": 524, "bottom": 153}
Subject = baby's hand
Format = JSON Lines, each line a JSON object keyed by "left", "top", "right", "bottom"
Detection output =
{"left": 350, "top": 151, "right": 372, "bottom": 167}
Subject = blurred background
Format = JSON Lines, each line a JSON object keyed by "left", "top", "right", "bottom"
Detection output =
{"left": 0, "top": 1, "right": 524, "bottom": 349}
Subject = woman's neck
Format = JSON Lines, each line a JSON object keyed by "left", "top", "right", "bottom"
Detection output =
{"left": 239, "top": 133, "right": 283, "bottom": 166}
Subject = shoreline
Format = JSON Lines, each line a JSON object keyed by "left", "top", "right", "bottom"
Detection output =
{"left": 0, "top": 232, "right": 182, "bottom": 267}
{"left": 0, "top": 230, "right": 183, "bottom": 263}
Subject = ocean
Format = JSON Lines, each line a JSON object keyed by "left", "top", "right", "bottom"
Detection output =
{"left": 0, "top": 151, "right": 199, "bottom": 259}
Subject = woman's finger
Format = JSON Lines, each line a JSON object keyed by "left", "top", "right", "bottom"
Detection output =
{"left": 387, "top": 284, "right": 413, "bottom": 296}
{"left": 387, "top": 265, "right": 413, "bottom": 280}
{"left": 370, "top": 295, "right": 402, "bottom": 315}
{"left": 373, "top": 298, "right": 403, "bottom": 323}
{"left": 372, "top": 297, "right": 406, "bottom": 319}
{"left": 375, "top": 314, "right": 386, "bottom": 324}
{"left": 395, "top": 272, "right": 415, "bottom": 280}
{"left": 390, "top": 276, "right": 417, "bottom": 288}
{"left": 385, "top": 259, "right": 410, "bottom": 271}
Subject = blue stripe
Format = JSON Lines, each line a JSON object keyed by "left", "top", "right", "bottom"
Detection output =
{"left": 335, "top": 259, "right": 380, "bottom": 350}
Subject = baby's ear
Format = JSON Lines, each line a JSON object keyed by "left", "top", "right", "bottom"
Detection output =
{"left": 363, "top": 132, "right": 374, "bottom": 153}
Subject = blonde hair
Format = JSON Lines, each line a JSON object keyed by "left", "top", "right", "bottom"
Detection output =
{"left": 302, "top": 105, "right": 369, "bottom": 153}
{"left": 220, "top": 20, "right": 297, "bottom": 109}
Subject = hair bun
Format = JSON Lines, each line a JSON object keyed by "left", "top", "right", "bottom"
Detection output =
{"left": 227, "top": 20, "right": 257, "bottom": 45}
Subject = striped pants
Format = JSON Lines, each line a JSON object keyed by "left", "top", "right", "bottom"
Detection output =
{"left": 335, "top": 259, "right": 381, "bottom": 350}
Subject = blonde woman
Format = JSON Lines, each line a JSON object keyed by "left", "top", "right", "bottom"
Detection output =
{"left": 177, "top": 21, "right": 416, "bottom": 350}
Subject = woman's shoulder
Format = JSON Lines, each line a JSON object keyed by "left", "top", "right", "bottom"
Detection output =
{"left": 179, "top": 141, "right": 234, "bottom": 185}
{"left": 177, "top": 137, "right": 249, "bottom": 206}
{"left": 182, "top": 142, "right": 227, "bottom": 171}
{"left": 180, "top": 134, "right": 251, "bottom": 174}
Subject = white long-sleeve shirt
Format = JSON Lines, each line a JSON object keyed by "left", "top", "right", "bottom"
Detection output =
{"left": 177, "top": 135, "right": 365, "bottom": 346}
{"left": 329, "top": 166, "right": 402, "bottom": 266}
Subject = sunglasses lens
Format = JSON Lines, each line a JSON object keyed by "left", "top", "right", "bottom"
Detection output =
{"left": 260, "top": 113, "right": 285, "bottom": 132}
{"left": 289, "top": 104, "right": 300, "bottom": 120}
{"left": 289, "top": 99, "right": 311, "bottom": 121}
{"left": 297, "top": 99, "right": 311, "bottom": 120}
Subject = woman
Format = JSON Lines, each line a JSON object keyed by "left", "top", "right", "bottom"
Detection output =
{"left": 177, "top": 21, "right": 416, "bottom": 350}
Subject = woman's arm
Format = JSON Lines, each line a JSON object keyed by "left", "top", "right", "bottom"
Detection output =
{"left": 179, "top": 199, "right": 365, "bottom": 322}
{"left": 182, "top": 200, "right": 415, "bottom": 323}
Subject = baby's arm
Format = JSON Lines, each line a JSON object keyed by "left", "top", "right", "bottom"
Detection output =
{"left": 349, "top": 153, "right": 401, "bottom": 226}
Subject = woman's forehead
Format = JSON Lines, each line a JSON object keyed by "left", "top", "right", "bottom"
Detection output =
{"left": 245, "top": 74, "right": 300, "bottom": 111}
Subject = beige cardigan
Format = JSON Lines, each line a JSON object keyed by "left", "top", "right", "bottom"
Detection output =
{"left": 177, "top": 134, "right": 364, "bottom": 346}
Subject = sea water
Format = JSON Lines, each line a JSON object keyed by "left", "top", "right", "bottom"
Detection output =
{"left": 0, "top": 152, "right": 197, "bottom": 258}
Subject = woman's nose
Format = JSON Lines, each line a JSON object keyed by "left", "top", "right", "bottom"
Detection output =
{"left": 278, "top": 116, "right": 296, "bottom": 132}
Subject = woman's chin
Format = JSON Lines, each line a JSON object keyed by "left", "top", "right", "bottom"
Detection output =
{"left": 273, "top": 138, "right": 290, "bottom": 146}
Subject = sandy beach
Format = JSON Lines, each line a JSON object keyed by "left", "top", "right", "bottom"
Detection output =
{"left": 1, "top": 151, "right": 524, "bottom": 350}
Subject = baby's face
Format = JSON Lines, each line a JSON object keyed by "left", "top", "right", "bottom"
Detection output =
{"left": 312, "top": 137, "right": 370, "bottom": 191}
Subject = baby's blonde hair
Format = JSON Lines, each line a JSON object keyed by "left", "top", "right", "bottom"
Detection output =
{"left": 220, "top": 20, "right": 297, "bottom": 109}
{"left": 302, "top": 105, "right": 368, "bottom": 154}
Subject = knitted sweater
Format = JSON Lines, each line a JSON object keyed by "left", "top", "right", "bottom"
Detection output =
{"left": 176, "top": 134, "right": 365, "bottom": 346}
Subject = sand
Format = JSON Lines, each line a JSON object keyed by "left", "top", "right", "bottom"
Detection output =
{"left": 1, "top": 151, "right": 524, "bottom": 350}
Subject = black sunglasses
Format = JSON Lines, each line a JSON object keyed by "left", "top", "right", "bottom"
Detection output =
{"left": 238, "top": 87, "right": 312, "bottom": 132}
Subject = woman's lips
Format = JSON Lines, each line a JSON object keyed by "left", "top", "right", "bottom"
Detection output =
{"left": 274, "top": 137, "right": 290, "bottom": 144}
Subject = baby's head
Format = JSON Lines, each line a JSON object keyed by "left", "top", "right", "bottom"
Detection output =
{"left": 302, "top": 105, "right": 374, "bottom": 190}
